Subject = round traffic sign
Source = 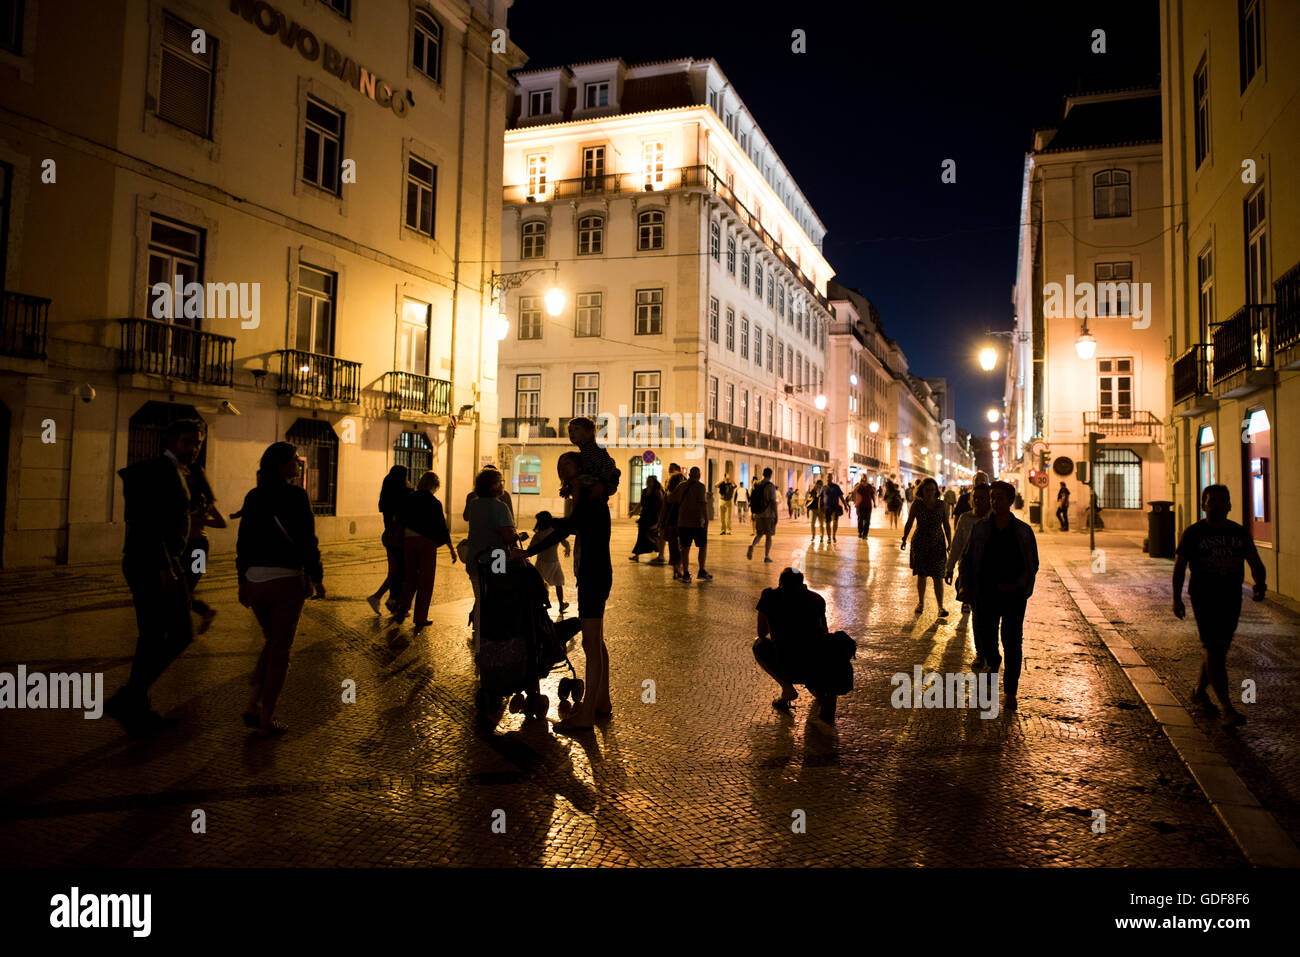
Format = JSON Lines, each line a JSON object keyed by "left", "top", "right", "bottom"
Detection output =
{"left": 642, "top": 450, "right": 655, "bottom": 464}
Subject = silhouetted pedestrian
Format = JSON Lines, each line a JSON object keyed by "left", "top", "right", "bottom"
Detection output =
{"left": 820, "top": 474, "right": 845, "bottom": 543}
{"left": 661, "top": 463, "right": 685, "bottom": 578}
{"left": 1056, "top": 482, "right": 1070, "bottom": 532}
{"left": 717, "top": 473, "right": 736, "bottom": 535}
{"left": 946, "top": 483, "right": 991, "bottom": 616}
{"left": 1173, "top": 484, "right": 1266, "bottom": 728}
{"left": 630, "top": 474, "right": 665, "bottom": 563}
{"left": 902, "top": 477, "right": 952, "bottom": 616}
{"left": 185, "top": 461, "right": 225, "bottom": 635}
{"left": 674, "top": 466, "right": 712, "bottom": 583}
{"left": 853, "top": 475, "right": 875, "bottom": 538}
{"left": 532, "top": 510, "right": 570, "bottom": 615}
{"left": 235, "top": 442, "right": 325, "bottom": 737}
{"left": 369, "top": 465, "right": 411, "bottom": 615}
{"left": 747, "top": 467, "right": 779, "bottom": 562}
{"left": 395, "top": 471, "right": 455, "bottom": 628}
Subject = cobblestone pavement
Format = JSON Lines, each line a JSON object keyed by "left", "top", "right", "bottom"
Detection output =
{"left": 1044, "top": 527, "right": 1300, "bottom": 848}
{"left": 0, "top": 512, "right": 1251, "bottom": 866}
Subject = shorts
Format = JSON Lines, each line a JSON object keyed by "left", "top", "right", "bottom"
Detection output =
{"left": 678, "top": 526, "right": 706, "bottom": 548}
{"left": 1191, "top": 593, "right": 1241, "bottom": 652}
{"left": 577, "top": 571, "right": 612, "bottom": 619}
{"left": 753, "top": 515, "right": 775, "bottom": 536}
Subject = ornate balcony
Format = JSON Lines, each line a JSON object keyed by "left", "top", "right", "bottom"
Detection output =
{"left": 1275, "top": 261, "right": 1300, "bottom": 366}
{"left": 500, "top": 416, "right": 553, "bottom": 438}
{"left": 1173, "top": 344, "right": 1214, "bottom": 413}
{"left": 119, "top": 318, "right": 234, "bottom": 386}
{"left": 1212, "top": 304, "right": 1274, "bottom": 397}
{"left": 1, "top": 292, "right": 51, "bottom": 360}
{"left": 383, "top": 371, "right": 451, "bottom": 417}
{"left": 276, "top": 349, "right": 360, "bottom": 403}
{"left": 1083, "top": 410, "right": 1163, "bottom": 443}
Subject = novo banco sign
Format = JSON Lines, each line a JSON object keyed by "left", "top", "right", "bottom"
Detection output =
{"left": 231, "top": 0, "right": 414, "bottom": 118}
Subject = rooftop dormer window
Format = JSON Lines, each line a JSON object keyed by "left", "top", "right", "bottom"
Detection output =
{"left": 529, "top": 89, "right": 553, "bottom": 117}
{"left": 584, "top": 81, "right": 610, "bottom": 108}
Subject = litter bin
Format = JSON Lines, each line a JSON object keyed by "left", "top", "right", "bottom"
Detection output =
{"left": 1147, "top": 501, "right": 1175, "bottom": 558}
{"left": 1029, "top": 503, "right": 1042, "bottom": 525}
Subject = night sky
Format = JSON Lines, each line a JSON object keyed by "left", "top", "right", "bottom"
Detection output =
{"left": 506, "top": 0, "right": 1161, "bottom": 435}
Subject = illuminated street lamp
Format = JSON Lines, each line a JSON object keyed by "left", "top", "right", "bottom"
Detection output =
{"left": 978, "top": 347, "right": 998, "bottom": 371}
{"left": 814, "top": 394, "right": 828, "bottom": 411}
{"left": 986, "top": 408, "right": 999, "bottom": 423}
{"left": 544, "top": 287, "right": 566, "bottom": 316}
{"left": 920, "top": 446, "right": 928, "bottom": 455}
{"left": 990, "top": 430, "right": 1000, "bottom": 441}
{"left": 902, "top": 437, "right": 911, "bottom": 447}
{"left": 489, "top": 263, "right": 565, "bottom": 337}
{"left": 868, "top": 420, "right": 880, "bottom": 433}
{"left": 1075, "top": 318, "right": 1097, "bottom": 360}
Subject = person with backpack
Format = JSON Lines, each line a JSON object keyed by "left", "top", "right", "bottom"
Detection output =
{"left": 820, "top": 475, "right": 845, "bottom": 544}
{"left": 746, "top": 467, "right": 780, "bottom": 562}
{"left": 716, "top": 472, "right": 736, "bottom": 535}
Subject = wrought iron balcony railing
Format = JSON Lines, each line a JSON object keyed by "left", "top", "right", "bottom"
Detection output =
{"left": 1275, "top": 262, "right": 1300, "bottom": 352}
{"left": 1, "top": 291, "right": 51, "bottom": 359}
{"left": 1211, "top": 304, "right": 1274, "bottom": 385}
{"left": 1173, "top": 344, "right": 1212, "bottom": 405}
{"left": 1083, "top": 410, "right": 1164, "bottom": 442}
{"left": 384, "top": 371, "right": 452, "bottom": 417}
{"left": 276, "top": 349, "right": 360, "bottom": 403}
{"left": 500, "top": 416, "right": 553, "bottom": 438}
{"left": 119, "top": 318, "right": 234, "bottom": 386}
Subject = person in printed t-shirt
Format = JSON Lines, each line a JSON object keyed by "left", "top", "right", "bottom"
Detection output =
{"left": 1172, "top": 484, "right": 1267, "bottom": 728}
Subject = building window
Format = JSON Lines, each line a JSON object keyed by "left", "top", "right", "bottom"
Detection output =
{"left": 1093, "top": 169, "right": 1130, "bottom": 219}
{"left": 394, "top": 431, "right": 433, "bottom": 483}
{"left": 521, "top": 220, "right": 546, "bottom": 259}
{"left": 158, "top": 11, "right": 216, "bottom": 138}
{"left": 726, "top": 234, "right": 736, "bottom": 274}
{"left": 1193, "top": 57, "right": 1210, "bottom": 167}
{"left": 517, "top": 296, "right": 542, "bottom": 340}
{"left": 573, "top": 373, "right": 599, "bottom": 418}
{"left": 637, "top": 209, "right": 664, "bottom": 250}
{"left": 320, "top": 0, "right": 350, "bottom": 17}
{"left": 633, "top": 372, "right": 660, "bottom": 415}
{"left": 404, "top": 155, "right": 436, "bottom": 236}
{"left": 642, "top": 140, "right": 665, "bottom": 190}
{"left": 529, "top": 89, "right": 553, "bottom": 116}
{"left": 1197, "top": 425, "right": 1216, "bottom": 516}
{"left": 710, "top": 220, "right": 721, "bottom": 261}
{"left": 1094, "top": 261, "right": 1133, "bottom": 315}
{"left": 635, "top": 288, "right": 663, "bottom": 335}
{"left": 709, "top": 376, "right": 718, "bottom": 419}
{"left": 147, "top": 215, "right": 204, "bottom": 327}
{"left": 778, "top": 284, "right": 785, "bottom": 317}
{"left": 1198, "top": 244, "right": 1214, "bottom": 343}
{"left": 740, "top": 389, "right": 749, "bottom": 429}
{"left": 1, "top": 0, "right": 24, "bottom": 53}
{"left": 515, "top": 374, "right": 541, "bottom": 418}
{"left": 755, "top": 394, "right": 762, "bottom": 432}
{"left": 741, "top": 249, "right": 750, "bottom": 286}
{"left": 397, "top": 298, "right": 430, "bottom": 375}
{"left": 412, "top": 10, "right": 441, "bottom": 81}
{"left": 786, "top": 345, "right": 793, "bottom": 378}
{"left": 1245, "top": 185, "right": 1268, "bottom": 304}
{"left": 1239, "top": 0, "right": 1264, "bottom": 91}
{"left": 575, "top": 292, "right": 602, "bottom": 337}
{"left": 1098, "top": 357, "right": 1133, "bottom": 419}
{"left": 526, "top": 153, "right": 548, "bottom": 200}
{"left": 754, "top": 325, "right": 762, "bottom": 366}
{"left": 303, "top": 97, "right": 344, "bottom": 194}
{"left": 725, "top": 382, "right": 734, "bottom": 424}
{"left": 796, "top": 305, "right": 803, "bottom": 336}
{"left": 577, "top": 214, "right": 603, "bottom": 255}
{"left": 709, "top": 297, "right": 719, "bottom": 343}
{"left": 765, "top": 333, "right": 773, "bottom": 372}
{"left": 725, "top": 307, "right": 735, "bottom": 351}
{"left": 288, "top": 418, "right": 339, "bottom": 516}
{"left": 767, "top": 274, "right": 774, "bottom": 308}
{"left": 740, "top": 316, "right": 750, "bottom": 359}
{"left": 582, "top": 146, "right": 606, "bottom": 191}
{"left": 294, "top": 264, "right": 335, "bottom": 355}
{"left": 755, "top": 262, "right": 764, "bottom": 299}
{"left": 584, "top": 81, "right": 609, "bottom": 108}
{"left": 777, "top": 341, "right": 784, "bottom": 377}
{"left": 1094, "top": 448, "right": 1142, "bottom": 509}
{"left": 1242, "top": 408, "right": 1271, "bottom": 541}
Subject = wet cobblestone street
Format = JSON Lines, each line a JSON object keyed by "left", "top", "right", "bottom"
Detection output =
{"left": 0, "top": 515, "right": 1263, "bottom": 866}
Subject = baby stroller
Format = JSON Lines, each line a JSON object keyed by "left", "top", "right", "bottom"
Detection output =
{"left": 474, "top": 555, "right": 580, "bottom": 720}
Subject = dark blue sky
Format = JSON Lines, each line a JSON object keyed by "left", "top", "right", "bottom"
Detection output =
{"left": 507, "top": 0, "right": 1160, "bottom": 434}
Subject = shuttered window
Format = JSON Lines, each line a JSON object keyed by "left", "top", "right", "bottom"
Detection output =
{"left": 158, "top": 12, "right": 215, "bottom": 138}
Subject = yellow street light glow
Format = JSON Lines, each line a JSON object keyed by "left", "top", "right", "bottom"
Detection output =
{"left": 814, "top": 394, "right": 828, "bottom": 411}
{"left": 868, "top": 420, "right": 879, "bottom": 433}
{"left": 544, "top": 288, "right": 566, "bottom": 316}
{"left": 850, "top": 373, "right": 859, "bottom": 386}
{"left": 495, "top": 317, "right": 510, "bottom": 341}
{"left": 920, "top": 446, "right": 928, "bottom": 455}
{"left": 902, "top": 437, "right": 911, "bottom": 447}
{"left": 986, "top": 408, "right": 999, "bottom": 423}
{"left": 990, "top": 430, "right": 1000, "bottom": 441}
{"left": 978, "top": 347, "right": 998, "bottom": 371}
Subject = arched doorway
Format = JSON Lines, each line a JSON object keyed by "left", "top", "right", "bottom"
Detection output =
{"left": 127, "top": 401, "right": 206, "bottom": 467}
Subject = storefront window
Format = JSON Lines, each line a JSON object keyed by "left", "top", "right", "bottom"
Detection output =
{"left": 1242, "top": 409, "right": 1271, "bottom": 543}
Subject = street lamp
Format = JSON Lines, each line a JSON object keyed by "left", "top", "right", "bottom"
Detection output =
{"left": 544, "top": 287, "right": 566, "bottom": 316}
{"left": 1075, "top": 319, "right": 1097, "bottom": 360}
{"left": 902, "top": 437, "right": 911, "bottom": 447}
{"left": 868, "top": 420, "right": 880, "bottom": 433}
{"left": 488, "top": 263, "right": 565, "bottom": 336}
{"left": 986, "top": 408, "right": 999, "bottom": 423}
{"left": 978, "top": 347, "right": 998, "bottom": 371}
{"left": 814, "top": 394, "right": 828, "bottom": 411}
{"left": 990, "top": 430, "right": 1000, "bottom": 441}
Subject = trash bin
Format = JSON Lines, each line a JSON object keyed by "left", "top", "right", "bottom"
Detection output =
{"left": 1029, "top": 503, "right": 1042, "bottom": 525}
{"left": 1147, "top": 501, "right": 1175, "bottom": 558}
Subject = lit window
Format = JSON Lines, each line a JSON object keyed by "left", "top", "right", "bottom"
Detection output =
{"left": 526, "top": 153, "right": 548, "bottom": 200}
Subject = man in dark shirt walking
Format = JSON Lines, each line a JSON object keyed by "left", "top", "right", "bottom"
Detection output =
{"left": 673, "top": 466, "right": 712, "bottom": 583}
{"left": 717, "top": 472, "right": 736, "bottom": 535}
{"left": 107, "top": 418, "right": 204, "bottom": 736}
{"left": 958, "top": 481, "right": 1039, "bottom": 710}
{"left": 1173, "top": 484, "right": 1266, "bottom": 728}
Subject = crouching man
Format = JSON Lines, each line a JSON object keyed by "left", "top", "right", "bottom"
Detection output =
{"left": 752, "top": 567, "right": 855, "bottom": 724}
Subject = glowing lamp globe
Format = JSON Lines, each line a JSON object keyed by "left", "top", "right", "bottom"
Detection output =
{"left": 978, "top": 347, "right": 998, "bottom": 371}
{"left": 544, "top": 288, "right": 565, "bottom": 316}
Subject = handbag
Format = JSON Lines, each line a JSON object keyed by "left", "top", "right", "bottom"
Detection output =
{"left": 272, "top": 514, "right": 315, "bottom": 596}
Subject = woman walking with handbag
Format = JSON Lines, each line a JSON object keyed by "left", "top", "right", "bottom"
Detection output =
{"left": 235, "top": 442, "right": 325, "bottom": 737}
{"left": 394, "top": 471, "right": 456, "bottom": 628}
